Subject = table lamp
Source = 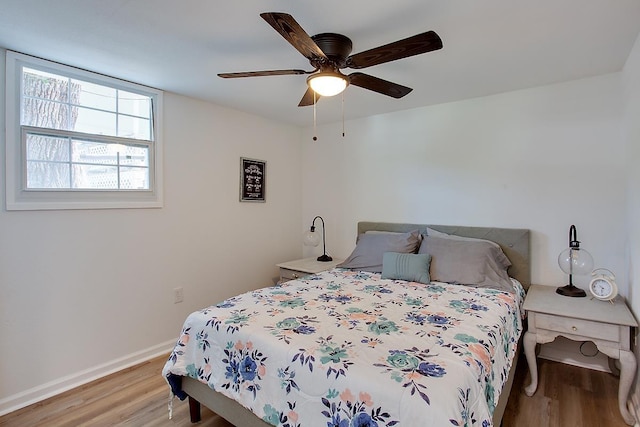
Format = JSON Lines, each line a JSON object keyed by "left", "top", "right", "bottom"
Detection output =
{"left": 556, "top": 225, "right": 593, "bottom": 297}
{"left": 303, "top": 216, "right": 332, "bottom": 262}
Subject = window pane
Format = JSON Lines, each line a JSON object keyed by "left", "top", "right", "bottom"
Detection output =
{"left": 118, "top": 90, "right": 150, "bottom": 118}
{"left": 26, "top": 134, "right": 69, "bottom": 161}
{"left": 21, "top": 67, "right": 153, "bottom": 142}
{"left": 23, "top": 67, "right": 69, "bottom": 102}
{"left": 27, "top": 161, "right": 70, "bottom": 188}
{"left": 22, "top": 98, "right": 71, "bottom": 129}
{"left": 71, "top": 139, "right": 117, "bottom": 165}
{"left": 72, "top": 164, "right": 119, "bottom": 189}
{"left": 119, "top": 145, "right": 149, "bottom": 167}
{"left": 75, "top": 79, "right": 116, "bottom": 111}
{"left": 120, "top": 167, "right": 149, "bottom": 189}
{"left": 74, "top": 107, "right": 117, "bottom": 136}
{"left": 118, "top": 115, "right": 150, "bottom": 140}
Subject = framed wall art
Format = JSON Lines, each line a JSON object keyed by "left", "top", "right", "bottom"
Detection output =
{"left": 240, "top": 157, "right": 266, "bottom": 202}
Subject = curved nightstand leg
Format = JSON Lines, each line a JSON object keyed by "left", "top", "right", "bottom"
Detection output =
{"left": 608, "top": 357, "right": 621, "bottom": 377}
{"left": 523, "top": 331, "right": 538, "bottom": 396}
{"left": 618, "top": 350, "right": 637, "bottom": 425}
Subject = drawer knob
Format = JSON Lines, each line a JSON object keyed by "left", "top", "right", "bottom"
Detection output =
{"left": 293, "top": 273, "right": 299, "bottom": 278}
{"left": 572, "top": 326, "right": 577, "bottom": 331}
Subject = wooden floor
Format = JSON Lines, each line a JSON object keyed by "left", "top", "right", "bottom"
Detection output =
{"left": 0, "top": 355, "right": 232, "bottom": 427}
{"left": 0, "top": 353, "right": 631, "bottom": 427}
{"left": 502, "top": 354, "right": 629, "bottom": 427}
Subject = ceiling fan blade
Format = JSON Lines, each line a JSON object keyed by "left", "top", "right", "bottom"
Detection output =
{"left": 298, "top": 87, "right": 320, "bottom": 107}
{"left": 346, "top": 31, "right": 442, "bottom": 69}
{"left": 260, "top": 12, "right": 327, "bottom": 61}
{"left": 218, "top": 69, "right": 311, "bottom": 78}
{"left": 348, "top": 72, "right": 412, "bottom": 98}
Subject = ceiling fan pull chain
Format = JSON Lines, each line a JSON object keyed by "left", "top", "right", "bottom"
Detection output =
{"left": 342, "top": 92, "right": 345, "bottom": 138}
{"left": 312, "top": 90, "right": 318, "bottom": 141}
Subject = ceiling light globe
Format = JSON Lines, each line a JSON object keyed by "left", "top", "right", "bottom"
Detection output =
{"left": 308, "top": 73, "right": 347, "bottom": 97}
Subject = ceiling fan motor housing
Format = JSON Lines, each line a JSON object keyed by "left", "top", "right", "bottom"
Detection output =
{"left": 311, "top": 33, "right": 353, "bottom": 67}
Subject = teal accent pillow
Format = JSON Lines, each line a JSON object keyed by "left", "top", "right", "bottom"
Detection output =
{"left": 381, "top": 252, "right": 431, "bottom": 284}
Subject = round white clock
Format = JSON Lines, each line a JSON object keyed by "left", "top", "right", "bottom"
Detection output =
{"left": 588, "top": 268, "right": 618, "bottom": 302}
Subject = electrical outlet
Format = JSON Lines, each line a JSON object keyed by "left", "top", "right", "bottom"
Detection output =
{"left": 174, "top": 287, "right": 184, "bottom": 304}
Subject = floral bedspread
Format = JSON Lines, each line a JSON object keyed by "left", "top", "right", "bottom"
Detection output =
{"left": 163, "top": 269, "right": 525, "bottom": 427}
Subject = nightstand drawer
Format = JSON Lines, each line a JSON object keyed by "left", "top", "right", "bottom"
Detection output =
{"left": 535, "top": 313, "right": 620, "bottom": 342}
{"left": 279, "top": 268, "right": 309, "bottom": 282}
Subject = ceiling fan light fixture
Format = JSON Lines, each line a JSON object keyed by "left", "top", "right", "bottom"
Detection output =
{"left": 307, "top": 71, "right": 348, "bottom": 97}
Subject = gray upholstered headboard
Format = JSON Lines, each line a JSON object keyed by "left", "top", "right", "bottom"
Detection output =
{"left": 357, "top": 222, "right": 531, "bottom": 289}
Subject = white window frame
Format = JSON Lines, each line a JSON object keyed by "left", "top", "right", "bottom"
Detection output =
{"left": 5, "top": 51, "right": 164, "bottom": 210}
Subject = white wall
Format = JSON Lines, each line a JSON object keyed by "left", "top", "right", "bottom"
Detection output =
{"left": 0, "top": 48, "right": 303, "bottom": 412}
{"left": 622, "top": 31, "right": 640, "bottom": 408}
{"left": 624, "top": 31, "right": 640, "bottom": 317}
{"left": 302, "top": 73, "right": 627, "bottom": 293}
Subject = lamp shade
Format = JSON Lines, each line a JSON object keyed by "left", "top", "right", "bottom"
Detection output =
{"left": 558, "top": 247, "right": 594, "bottom": 276}
{"left": 303, "top": 229, "right": 320, "bottom": 247}
{"left": 307, "top": 72, "right": 348, "bottom": 97}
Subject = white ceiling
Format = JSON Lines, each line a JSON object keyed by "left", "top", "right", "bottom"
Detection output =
{"left": 1, "top": 1, "right": 639, "bottom": 126}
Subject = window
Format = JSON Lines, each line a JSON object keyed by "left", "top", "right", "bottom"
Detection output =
{"left": 5, "top": 51, "right": 163, "bottom": 210}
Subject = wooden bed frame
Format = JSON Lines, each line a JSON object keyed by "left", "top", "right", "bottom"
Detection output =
{"left": 179, "top": 222, "right": 531, "bottom": 426}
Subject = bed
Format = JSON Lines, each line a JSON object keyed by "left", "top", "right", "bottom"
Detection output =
{"left": 163, "top": 222, "right": 530, "bottom": 426}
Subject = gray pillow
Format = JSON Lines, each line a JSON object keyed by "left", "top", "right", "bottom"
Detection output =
{"left": 427, "top": 227, "right": 500, "bottom": 247}
{"left": 381, "top": 252, "right": 431, "bottom": 284}
{"left": 424, "top": 228, "right": 510, "bottom": 268}
{"left": 337, "top": 230, "right": 421, "bottom": 273}
{"left": 417, "top": 235, "right": 513, "bottom": 292}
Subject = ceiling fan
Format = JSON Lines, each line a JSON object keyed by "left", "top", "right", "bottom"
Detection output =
{"left": 218, "top": 12, "right": 443, "bottom": 107}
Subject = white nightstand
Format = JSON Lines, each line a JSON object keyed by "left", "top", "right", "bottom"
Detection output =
{"left": 276, "top": 257, "right": 343, "bottom": 283}
{"left": 523, "top": 284, "right": 638, "bottom": 425}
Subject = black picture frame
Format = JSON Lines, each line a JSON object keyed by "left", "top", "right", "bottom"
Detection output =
{"left": 240, "top": 157, "right": 266, "bottom": 202}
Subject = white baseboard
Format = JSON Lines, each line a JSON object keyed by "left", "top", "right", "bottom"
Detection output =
{"left": 0, "top": 339, "right": 175, "bottom": 417}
